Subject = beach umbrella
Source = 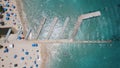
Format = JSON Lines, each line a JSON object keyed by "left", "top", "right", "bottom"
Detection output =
{"left": 25, "top": 51, "right": 29, "bottom": 55}
{"left": 32, "top": 43, "right": 36, "bottom": 47}
{"left": 4, "top": 48, "right": 9, "bottom": 53}
{"left": 35, "top": 44, "right": 38, "bottom": 47}
{"left": 36, "top": 64, "right": 38, "bottom": 67}
{"left": 6, "top": 13, "right": 10, "bottom": 16}
{"left": 12, "top": 5, "right": 16, "bottom": 9}
{"left": 32, "top": 43, "right": 38, "bottom": 47}
{"left": 21, "top": 57, "right": 24, "bottom": 60}
{"left": 3, "top": 8, "right": 7, "bottom": 11}
{"left": 14, "top": 54, "right": 17, "bottom": 59}
{"left": 6, "top": 3, "right": 9, "bottom": 7}
{"left": 6, "top": 17, "right": 9, "bottom": 20}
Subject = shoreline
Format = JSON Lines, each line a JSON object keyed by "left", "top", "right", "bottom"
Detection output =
{"left": 15, "top": 0, "right": 27, "bottom": 36}
{"left": 0, "top": 0, "right": 49, "bottom": 67}
{"left": 40, "top": 43, "right": 49, "bottom": 68}
{"left": 15, "top": 1, "right": 49, "bottom": 68}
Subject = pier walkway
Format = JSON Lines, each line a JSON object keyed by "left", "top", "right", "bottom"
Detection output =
{"left": 46, "top": 17, "right": 58, "bottom": 40}
{"left": 1, "top": 11, "right": 110, "bottom": 44}
{"left": 36, "top": 17, "right": 46, "bottom": 40}
{"left": 59, "top": 17, "right": 70, "bottom": 38}
{"left": 34, "top": 39, "right": 112, "bottom": 44}
{"left": 71, "top": 11, "right": 101, "bottom": 40}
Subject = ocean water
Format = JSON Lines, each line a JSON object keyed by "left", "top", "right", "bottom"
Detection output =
{"left": 22, "top": 0, "right": 120, "bottom": 68}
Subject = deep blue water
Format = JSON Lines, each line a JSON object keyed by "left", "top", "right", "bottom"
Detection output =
{"left": 22, "top": 0, "right": 120, "bottom": 68}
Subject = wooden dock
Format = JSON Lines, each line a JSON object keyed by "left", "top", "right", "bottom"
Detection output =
{"left": 36, "top": 17, "right": 46, "bottom": 40}
{"left": 59, "top": 17, "right": 70, "bottom": 38}
{"left": 71, "top": 11, "right": 101, "bottom": 40}
{"left": 46, "top": 17, "right": 58, "bottom": 40}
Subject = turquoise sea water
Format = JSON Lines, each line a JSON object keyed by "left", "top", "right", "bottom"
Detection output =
{"left": 22, "top": 0, "right": 120, "bottom": 68}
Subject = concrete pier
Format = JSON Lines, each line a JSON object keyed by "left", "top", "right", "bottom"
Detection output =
{"left": 35, "top": 40, "right": 112, "bottom": 44}
{"left": 36, "top": 17, "right": 46, "bottom": 40}
{"left": 16, "top": 29, "right": 22, "bottom": 39}
{"left": 4, "top": 28, "right": 12, "bottom": 42}
{"left": 25, "top": 29, "right": 32, "bottom": 40}
{"left": 80, "top": 11, "right": 101, "bottom": 19}
{"left": 59, "top": 17, "right": 70, "bottom": 38}
{"left": 71, "top": 11, "right": 101, "bottom": 40}
{"left": 46, "top": 17, "right": 58, "bottom": 40}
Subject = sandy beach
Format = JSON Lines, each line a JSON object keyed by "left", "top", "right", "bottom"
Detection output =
{"left": 0, "top": 0, "right": 48, "bottom": 68}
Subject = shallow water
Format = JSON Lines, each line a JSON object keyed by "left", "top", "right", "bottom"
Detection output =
{"left": 22, "top": 0, "right": 120, "bottom": 68}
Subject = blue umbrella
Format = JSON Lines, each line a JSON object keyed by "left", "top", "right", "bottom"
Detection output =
{"left": 6, "top": 13, "right": 10, "bottom": 16}
{"left": 14, "top": 55, "right": 17, "bottom": 59}
{"left": 25, "top": 51, "right": 29, "bottom": 55}
{"left": 32, "top": 43, "right": 36, "bottom": 47}
{"left": 21, "top": 57, "right": 24, "bottom": 60}
{"left": 36, "top": 64, "right": 38, "bottom": 67}
{"left": 4, "top": 48, "right": 9, "bottom": 53}
{"left": 6, "top": 3, "right": 9, "bottom": 7}
{"left": 12, "top": 5, "right": 16, "bottom": 9}
{"left": 6, "top": 17, "right": 9, "bottom": 20}
{"left": 3, "top": 8, "right": 7, "bottom": 11}
{"left": 35, "top": 44, "right": 38, "bottom": 47}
